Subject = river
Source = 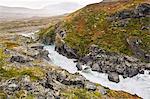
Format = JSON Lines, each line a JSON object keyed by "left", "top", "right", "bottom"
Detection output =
{"left": 21, "top": 32, "right": 150, "bottom": 99}
{"left": 44, "top": 45, "right": 150, "bottom": 99}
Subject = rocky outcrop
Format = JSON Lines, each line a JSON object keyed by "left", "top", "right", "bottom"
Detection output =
{"left": 10, "top": 55, "right": 31, "bottom": 63}
{"left": 55, "top": 43, "right": 78, "bottom": 59}
{"left": 127, "top": 37, "right": 150, "bottom": 62}
{"left": 78, "top": 44, "right": 148, "bottom": 82}
{"left": 110, "top": 3, "right": 150, "bottom": 20}
{"left": 0, "top": 69, "right": 108, "bottom": 98}
{"left": 55, "top": 32, "right": 78, "bottom": 59}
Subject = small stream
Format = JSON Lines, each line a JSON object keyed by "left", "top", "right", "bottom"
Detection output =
{"left": 44, "top": 45, "right": 150, "bottom": 99}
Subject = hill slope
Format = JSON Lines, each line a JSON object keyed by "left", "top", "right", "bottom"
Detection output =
{"left": 39, "top": 0, "right": 150, "bottom": 62}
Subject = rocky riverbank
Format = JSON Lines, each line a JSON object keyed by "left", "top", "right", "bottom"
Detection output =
{"left": 0, "top": 32, "right": 141, "bottom": 98}
{"left": 77, "top": 44, "right": 150, "bottom": 83}
{"left": 37, "top": 1, "right": 150, "bottom": 83}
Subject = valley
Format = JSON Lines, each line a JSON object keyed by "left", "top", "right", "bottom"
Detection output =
{"left": 0, "top": 0, "right": 150, "bottom": 99}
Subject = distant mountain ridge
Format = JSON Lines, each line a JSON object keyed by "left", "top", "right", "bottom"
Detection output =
{"left": 0, "top": 2, "right": 82, "bottom": 21}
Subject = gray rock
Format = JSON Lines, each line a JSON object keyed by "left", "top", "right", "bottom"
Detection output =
{"left": 46, "top": 92, "right": 55, "bottom": 99}
{"left": 108, "top": 72, "right": 120, "bottom": 83}
{"left": 76, "top": 62, "right": 82, "bottom": 71}
{"left": 55, "top": 44, "right": 78, "bottom": 59}
{"left": 91, "top": 63, "right": 101, "bottom": 71}
{"left": 7, "top": 83, "right": 19, "bottom": 92}
{"left": 127, "top": 37, "right": 149, "bottom": 62}
{"left": 145, "top": 63, "right": 150, "bottom": 70}
{"left": 10, "top": 55, "right": 30, "bottom": 63}
{"left": 98, "top": 86, "right": 107, "bottom": 95}
{"left": 85, "top": 82, "right": 96, "bottom": 91}
{"left": 135, "top": 3, "right": 150, "bottom": 17}
{"left": 30, "top": 43, "right": 44, "bottom": 50}
{"left": 115, "top": 65, "right": 125, "bottom": 74}
{"left": 57, "top": 72, "right": 67, "bottom": 82}
{"left": 128, "top": 67, "right": 139, "bottom": 77}
{"left": 124, "top": 56, "right": 139, "bottom": 62}
{"left": 139, "top": 69, "right": 144, "bottom": 74}
{"left": 39, "top": 50, "right": 51, "bottom": 61}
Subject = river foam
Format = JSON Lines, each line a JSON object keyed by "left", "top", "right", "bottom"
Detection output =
{"left": 44, "top": 45, "right": 150, "bottom": 99}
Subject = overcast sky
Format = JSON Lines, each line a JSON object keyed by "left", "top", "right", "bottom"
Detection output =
{"left": 0, "top": 0, "right": 102, "bottom": 9}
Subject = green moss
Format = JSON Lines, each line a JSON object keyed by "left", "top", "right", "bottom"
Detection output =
{"left": 61, "top": 88, "right": 102, "bottom": 99}
{"left": 0, "top": 66, "right": 45, "bottom": 81}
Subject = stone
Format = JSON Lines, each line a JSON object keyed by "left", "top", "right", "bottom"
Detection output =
{"left": 124, "top": 56, "right": 138, "bottom": 62}
{"left": 46, "top": 92, "right": 55, "bottom": 99}
{"left": 55, "top": 44, "right": 78, "bottom": 59}
{"left": 81, "top": 55, "right": 92, "bottom": 63}
{"left": 128, "top": 67, "right": 139, "bottom": 77}
{"left": 98, "top": 86, "right": 107, "bottom": 95}
{"left": 91, "top": 63, "right": 101, "bottom": 72}
{"left": 76, "top": 62, "right": 82, "bottom": 71}
{"left": 21, "top": 75, "right": 31, "bottom": 84}
{"left": 10, "top": 55, "right": 30, "bottom": 63}
{"left": 85, "top": 82, "right": 96, "bottom": 91}
{"left": 115, "top": 65, "right": 125, "bottom": 74}
{"left": 139, "top": 69, "right": 144, "bottom": 74}
{"left": 135, "top": 3, "right": 150, "bottom": 17}
{"left": 108, "top": 72, "right": 120, "bottom": 83}
{"left": 57, "top": 72, "right": 67, "bottom": 82}
{"left": 145, "top": 63, "right": 150, "bottom": 70}
{"left": 39, "top": 50, "right": 51, "bottom": 61}
{"left": 7, "top": 83, "right": 19, "bottom": 92}
{"left": 30, "top": 43, "right": 44, "bottom": 50}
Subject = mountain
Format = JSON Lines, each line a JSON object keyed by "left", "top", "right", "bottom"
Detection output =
{"left": 0, "top": 2, "right": 82, "bottom": 21}
{"left": 0, "top": 6, "right": 50, "bottom": 21}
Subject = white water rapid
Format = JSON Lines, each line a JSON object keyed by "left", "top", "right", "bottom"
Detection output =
{"left": 44, "top": 45, "right": 150, "bottom": 99}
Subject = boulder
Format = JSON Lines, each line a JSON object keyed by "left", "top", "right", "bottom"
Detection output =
{"left": 10, "top": 55, "right": 30, "bottom": 63}
{"left": 76, "top": 62, "right": 82, "bottom": 71}
{"left": 108, "top": 72, "right": 120, "bottom": 83}
{"left": 128, "top": 67, "right": 139, "bottom": 77}
{"left": 81, "top": 55, "right": 93, "bottom": 63}
{"left": 7, "top": 83, "right": 19, "bottom": 92}
{"left": 85, "top": 82, "right": 96, "bottom": 91}
{"left": 115, "top": 65, "right": 125, "bottom": 74}
{"left": 39, "top": 50, "right": 51, "bottom": 61}
{"left": 91, "top": 63, "right": 101, "bottom": 72}
{"left": 145, "top": 63, "right": 150, "bottom": 70}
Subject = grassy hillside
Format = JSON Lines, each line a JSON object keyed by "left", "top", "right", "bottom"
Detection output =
{"left": 57, "top": 0, "right": 150, "bottom": 56}
{"left": 39, "top": 0, "right": 150, "bottom": 56}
